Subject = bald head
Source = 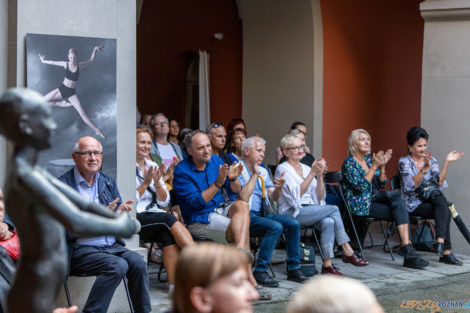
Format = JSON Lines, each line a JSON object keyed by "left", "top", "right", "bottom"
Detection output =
{"left": 72, "top": 136, "right": 104, "bottom": 179}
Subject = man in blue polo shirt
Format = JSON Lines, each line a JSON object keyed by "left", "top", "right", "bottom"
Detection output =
{"left": 239, "top": 136, "right": 308, "bottom": 286}
{"left": 173, "top": 130, "right": 273, "bottom": 300}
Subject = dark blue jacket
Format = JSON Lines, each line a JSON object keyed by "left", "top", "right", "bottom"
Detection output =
{"left": 58, "top": 168, "right": 123, "bottom": 245}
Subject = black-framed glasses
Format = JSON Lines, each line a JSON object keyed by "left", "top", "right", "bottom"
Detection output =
{"left": 74, "top": 150, "right": 103, "bottom": 157}
{"left": 286, "top": 145, "right": 305, "bottom": 152}
{"left": 206, "top": 122, "right": 223, "bottom": 133}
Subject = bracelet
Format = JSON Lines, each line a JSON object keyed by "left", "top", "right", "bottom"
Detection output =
{"left": 214, "top": 182, "right": 223, "bottom": 188}
{"left": 228, "top": 176, "right": 237, "bottom": 182}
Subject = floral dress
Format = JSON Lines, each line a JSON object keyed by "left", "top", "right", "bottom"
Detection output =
{"left": 341, "top": 155, "right": 385, "bottom": 216}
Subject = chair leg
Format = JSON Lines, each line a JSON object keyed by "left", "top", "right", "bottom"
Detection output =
{"left": 268, "top": 263, "right": 276, "bottom": 278}
{"left": 63, "top": 282, "right": 72, "bottom": 307}
{"left": 311, "top": 228, "right": 325, "bottom": 262}
{"left": 122, "top": 277, "right": 135, "bottom": 313}
{"left": 379, "top": 221, "right": 395, "bottom": 261}
{"left": 347, "top": 213, "right": 365, "bottom": 259}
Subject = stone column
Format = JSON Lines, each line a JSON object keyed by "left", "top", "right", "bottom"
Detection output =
{"left": 421, "top": 0, "right": 470, "bottom": 255}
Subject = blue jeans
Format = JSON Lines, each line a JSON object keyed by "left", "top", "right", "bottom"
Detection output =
{"left": 250, "top": 212, "right": 301, "bottom": 272}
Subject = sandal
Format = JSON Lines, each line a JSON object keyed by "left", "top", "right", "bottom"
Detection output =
{"left": 149, "top": 249, "right": 162, "bottom": 264}
{"left": 255, "top": 285, "right": 272, "bottom": 301}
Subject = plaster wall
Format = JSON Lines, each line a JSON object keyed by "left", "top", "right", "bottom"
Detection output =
{"left": 421, "top": 0, "right": 470, "bottom": 255}
{"left": 241, "top": 0, "right": 320, "bottom": 164}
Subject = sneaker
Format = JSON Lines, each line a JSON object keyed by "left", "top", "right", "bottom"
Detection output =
{"left": 398, "top": 243, "right": 418, "bottom": 258}
{"left": 253, "top": 271, "right": 279, "bottom": 288}
{"left": 287, "top": 269, "right": 309, "bottom": 283}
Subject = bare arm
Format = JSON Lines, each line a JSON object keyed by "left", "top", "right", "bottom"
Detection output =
{"left": 202, "top": 164, "right": 228, "bottom": 202}
{"left": 39, "top": 54, "right": 66, "bottom": 67}
{"left": 439, "top": 151, "right": 464, "bottom": 185}
{"left": 300, "top": 159, "right": 322, "bottom": 196}
{"left": 79, "top": 45, "right": 103, "bottom": 69}
{"left": 238, "top": 165, "right": 259, "bottom": 201}
{"left": 267, "top": 171, "right": 285, "bottom": 202}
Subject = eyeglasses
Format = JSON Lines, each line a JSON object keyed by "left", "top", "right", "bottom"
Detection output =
{"left": 154, "top": 122, "right": 168, "bottom": 127}
{"left": 286, "top": 145, "right": 305, "bottom": 152}
{"left": 206, "top": 122, "right": 223, "bottom": 133}
{"left": 74, "top": 150, "right": 103, "bottom": 157}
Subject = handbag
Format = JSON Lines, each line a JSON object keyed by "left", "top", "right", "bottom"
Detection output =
{"left": 299, "top": 242, "right": 317, "bottom": 277}
{"left": 412, "top": 221, "right": 436, "bottom": 252}
{"left": 416, "top": 180, "right": 442, "bottom": 201}
{"left": 0, "top": 231, "right": 20, "bottom": 261}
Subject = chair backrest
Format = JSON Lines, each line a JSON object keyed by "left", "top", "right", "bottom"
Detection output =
{"left": 390, "top": 175, "right": 401, "bottom": 190}
{"left": 324, "top": 171, "right": 342, "bottom": 184}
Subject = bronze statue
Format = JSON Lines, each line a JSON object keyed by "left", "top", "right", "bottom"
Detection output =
{"left": 0, "top": 88, "right": 139, "bottom": 313}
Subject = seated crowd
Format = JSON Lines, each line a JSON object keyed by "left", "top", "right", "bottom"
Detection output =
{"left": 0, "top": 110, "right": 462, "bottom": 313}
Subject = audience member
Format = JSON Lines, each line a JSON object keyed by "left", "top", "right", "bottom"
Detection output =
{"left": 279, "top": 129, "right": 315, "bottom": 166}
{"left": 150, "top": 113, "right": 184, "bottom": 168}
{"left": 287, "top": 276, "right": 385, "bottom": 313}
{"left": 179, "top": 127, "right": 193, "bottom": 159}
{"left": 341, "top": 129, "right": 429, "bottom": 269}
{"left": 173, "top": 243, "right": 259, "bottom": 313}
{"left": 168, "top": 118, "right": 181, "bottom": 145}
{"left": 139, "top": 113, "right": 152, "bottom": 128}
{"left": 276, "top": 133, "right": 368, "bottom": 276}
{"left": 0, "top": 188, "right": 16, "bottom": 313}
{"left": 173, "top": 130, "right": 271, "bottom": 300}
{"left": 226, "top": 118, "right": 247, "bottom": 144}
{"left": 59, "top": 136, "right": 151, "bottom": 313}
{"left": 207, "top": 122, "right": 232, "bottom": 165}
{"left": 228, "top": 128, "right": 247, "bottom": 163}
{"left": 276, "top": 122, "right": 311, "bottom": 164}
{"left": 399, "top": 126, "right": 463, "bottom": 265}
{"left": 239, "top": 137, "right": 307, "bottom": 286}
{"left": 136, "top": 127, "right": 195, "bottom": 291}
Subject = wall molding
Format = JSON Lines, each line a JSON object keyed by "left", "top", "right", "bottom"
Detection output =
{"left": 421, "top": 0, "right": 470, "bottom": 21}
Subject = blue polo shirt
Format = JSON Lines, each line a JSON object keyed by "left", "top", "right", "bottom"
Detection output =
{"left": 173, "top": 155, "right": 238, "bottom": 225}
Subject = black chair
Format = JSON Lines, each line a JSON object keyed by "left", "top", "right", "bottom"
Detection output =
{"left": 335, "top": 171, "right": 395, "bottom": 261}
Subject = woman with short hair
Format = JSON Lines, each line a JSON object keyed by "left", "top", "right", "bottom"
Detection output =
{"left": 398, "top": 126, "right": 463, "bottom": 265}
{"left": 276, "top": 133, "right": 368, "bottom": 276}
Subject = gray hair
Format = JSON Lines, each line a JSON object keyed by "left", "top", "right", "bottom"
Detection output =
{"left": 241, "top": 136, "right": 266, "bottom": 157}
{"left": 279, "top": 133, "right": 301, "bottom": 150}
{"left": 288, "top": 129, "right": 304, "bottom": 137}
{"left": 347, "top": 129, "right": 371, "bottom": 156}
{"left": 73, "top": 140, "right": 103, "bottom": 153}
{"left": 150, "top": 113, "right": 168, "bottom": 127}
{"left": 183, "top": 130, "right": 206, "bottom": 149}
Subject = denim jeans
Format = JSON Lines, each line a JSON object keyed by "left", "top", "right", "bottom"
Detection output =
{"left": 250, "top": 212, "right": 301, "bottom": 272}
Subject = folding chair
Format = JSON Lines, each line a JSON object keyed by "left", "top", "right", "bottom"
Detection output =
{"left": 336, "top": 171, "right": 395, "bottom": 261}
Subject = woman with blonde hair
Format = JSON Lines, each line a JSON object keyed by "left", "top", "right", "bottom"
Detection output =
{"left": 173, "top": 243, "right": 259, "bottom": 313}
{"left": 276, "top": 133, "right": 368, "bottom": 277}
{"left": 341, "top": 129, "right": 428, "bottom": 269}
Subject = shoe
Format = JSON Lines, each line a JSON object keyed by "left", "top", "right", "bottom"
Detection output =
{"left": 255, "top": 285, "right": 272, "bottom": 300}
{"left": 403, "top": 256, "right": 429, "bottom": 269}
{"left": 342, "top": 253, "right": 369, "bottom": 266}
{"left": 287, "top": 269, "right": 309, "bottom": 283}
{"left": 435, "top": 242, "right": 444, "bottom": 257}
{"left": 439, "top": 253, "right": 463, "bottom": 266}
{"left": 253, "top": 271, "right": 279, "bottom": 287}
{"left": 398, "top": 243, "right": 417, "bottom": 258}
{"left": 321, "top": 265, "right": 344, "bottom": 277}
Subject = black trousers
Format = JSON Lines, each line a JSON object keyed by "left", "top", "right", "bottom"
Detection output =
{"left": 411, "top": 194, "right": 452, "bottom": 250}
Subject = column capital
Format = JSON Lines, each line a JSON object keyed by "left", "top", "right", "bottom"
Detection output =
{"left": 421, "top": 0, "right": 470, "bottom": 21}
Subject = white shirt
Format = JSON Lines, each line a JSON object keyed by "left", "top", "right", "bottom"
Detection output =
{"left": 157, "top": 142, "right": 177, "bottom": 169}
{"left": 275, "top": 161, "right": 325, "bottom": 217}
{"left": 136, "top": 158, "right": 170, "bottom": 213}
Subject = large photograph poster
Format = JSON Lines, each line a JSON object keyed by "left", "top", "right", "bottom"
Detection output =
{"left": 26, "top": 33, "right": 117, "bottom": 178}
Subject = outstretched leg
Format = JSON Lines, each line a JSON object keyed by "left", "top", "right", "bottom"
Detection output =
{"left": 44, "top": 88, "right": 71, "bottom": 107}
{"left": 68, "top": 95, "right": 106, "bottom": 139}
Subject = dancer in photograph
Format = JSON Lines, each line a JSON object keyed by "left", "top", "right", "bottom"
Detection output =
{"left": 39, "top": 46, "right": 106, "bottom": 139}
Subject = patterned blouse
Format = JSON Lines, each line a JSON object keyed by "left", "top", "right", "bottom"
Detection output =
{"left": 398, "top": 155, "right": 447, "bottom": 212}
{"left": 341, "top": 155, "right": 385, "bottom": 216}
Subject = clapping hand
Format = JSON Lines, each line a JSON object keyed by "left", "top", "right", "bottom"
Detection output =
{"left": 274, "top": 172, "right": 286, "bottom": 190}
{"left": 383, "top": 149, "right": 393, "bottom": 165}
{"left": 228, "top": 161, "right": 244, "bottom": 181}
{"left": 152, "top": 163, "right": 164, "bottom": 183}
{"left": 108, "top": 198, "right": 134, "bottom": 213}
{"left": 446, "top": 150, "right": 464, "bottom": 163}
{"left": 216, "top": 164, "right": 229, "bottom": 187}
